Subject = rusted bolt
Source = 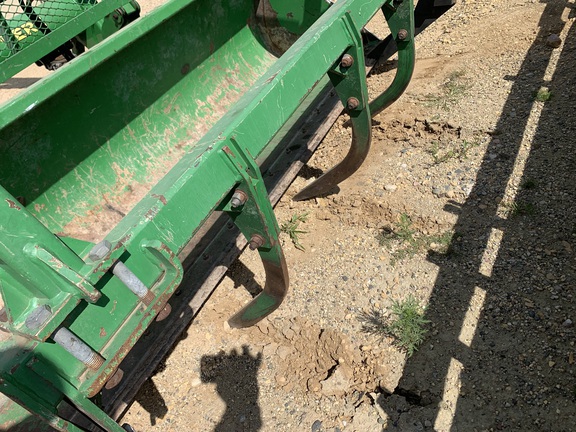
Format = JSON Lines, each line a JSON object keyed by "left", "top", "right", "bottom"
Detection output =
{"left": 230, "top": 190, "right": 248, "bottom": 208}
{"left": 89, "top": 240, "right": 112, "bottom": 261}
{"left": 155, "top": 304, "right": 172, "bottom": 322}
{"left": 340, "top": 54, "right": 354, "bottom": 68}
{"left": 397, "top": 29, "right": 409, "bottom": 41}
{"left": 105, "top": 368, "right": 124, "bottom": 390}
{"left": 249, "top": 234, "right": 265, "bottom": 250}
{"left": 347, "top": 97, "right": 360, "bottom": 110}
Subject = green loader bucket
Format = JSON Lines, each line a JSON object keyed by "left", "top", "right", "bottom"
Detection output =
{"left": 0, "top": 0, "right": 444, "bottom": 428}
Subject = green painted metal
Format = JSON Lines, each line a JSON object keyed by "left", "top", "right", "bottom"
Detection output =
{"left": 0, "top": 0, "right": 417, "bottom": 429}
{"left": 267, "top": 0, "right": 331, "bottom": 35}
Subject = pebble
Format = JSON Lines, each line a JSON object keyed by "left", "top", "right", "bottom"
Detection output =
{"left": 385, "top": 184, "right": 398, "bottom": 192}
{"left": 424, "top": 420, "right": 432, "bottom": 427}
{"left": 562, "top": 319, "right": 573, "bottom": 328}
{"left": 311, "top": 420, "right": 323, "bottom": 432}
{"left": 546, "top": 34, "right": 562, "bottom": 48}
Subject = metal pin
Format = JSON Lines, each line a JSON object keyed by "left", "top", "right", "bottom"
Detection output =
{"left": 52, "top": 327, "right": 105, "bottom": 370}
{"left": 112, "top": 262, "right": 155, "bottom": 305}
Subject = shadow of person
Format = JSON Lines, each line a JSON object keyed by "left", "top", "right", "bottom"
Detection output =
{"left": 201, "top": 345, "right": 263, "bottom": 432}
{"left": 135, "top": 378, "right": 169, "bottom": 426}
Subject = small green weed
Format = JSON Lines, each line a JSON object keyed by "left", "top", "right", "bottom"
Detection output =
{"left": 428, "top": 230, "right": 457, "bottom": 254}
{"left": 280, "top": 212, "right": 309, "bottom": 251}
{"left": 377, "top": 214, "right": 456, "bottom": 264}
{"left": 359, "top": 295, "right": 430, "bottom": 357}
{"left": 427, "top": 140, "right": 479, "bottom": 165}
{"left": 377, "top": 213, "right": 415, "bottom": 246}
{"left": 425, "top": 70, "right": 470, "bottom": 110}
{"left": 534, "top": 87, "right": 552, "bottom": 102}
{"left": 502, "top": 200, "right": 536, "bottom": 217}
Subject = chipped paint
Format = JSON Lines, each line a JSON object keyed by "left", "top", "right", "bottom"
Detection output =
{"left": 5, "top": 200, "right": 20, "bottom": 211}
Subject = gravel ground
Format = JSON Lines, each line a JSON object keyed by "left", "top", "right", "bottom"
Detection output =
{"left": 119, "top": 0, "right": 576, "bottom": 431}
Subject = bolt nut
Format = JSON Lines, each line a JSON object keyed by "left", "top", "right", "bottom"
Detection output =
{"left": 230, "top": 190, "right": 248, "bottom": 208}
{"left": 88, "top": 240, "right": 112, "bottom": 261}
{"left": 25, "top": 305, "right": 51, "bottom": 330}
{"left": 248, "top": 234, "right": 265, "bottom": 250}
{"left": 346, "top": 97, "right": 360, "bottom": 110}
{"left": 397, "top": 29, "right": 409, "bottom": 41}
{"left": 340, "top": 54, "right": 354, "bottom": 68}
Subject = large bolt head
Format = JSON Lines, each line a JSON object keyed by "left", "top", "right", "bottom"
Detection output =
{"left": 340, "top": 54, "right": 354, "bottom": 68}
{"left": 347, "top": 97, "right": 360, "bottom": 110}
{"left": 397, "top": 29, "right": 409, "bottom": 41}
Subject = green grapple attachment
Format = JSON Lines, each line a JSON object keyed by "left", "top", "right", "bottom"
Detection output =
{"left": 0, "top": 0, "right": 139, "bottom": 76}
{"left": 0, "top": 0, "right": 454, "bottom": 429}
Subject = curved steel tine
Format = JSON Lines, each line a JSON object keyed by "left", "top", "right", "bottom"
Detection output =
{"left": 228, "top": 246, "right": 289, "bottom": 328}
{"left": 368, "top": 37, "right": 415, "bottom": 119}
{"left": 293, "top": 106, "right": 371, "bottom": 201}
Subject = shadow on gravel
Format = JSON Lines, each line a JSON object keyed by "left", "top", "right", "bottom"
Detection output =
{"left": 380, "top": 0, "right": 576, "bottom": 430}
{"left": 228, "top": 259, "right": 264, "bottom": 298}
{"left": 134, "top": 379, "right": 168, "bottom": 426}
{"left": 201, "top": 345, "right": 263, "bottom": 432}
